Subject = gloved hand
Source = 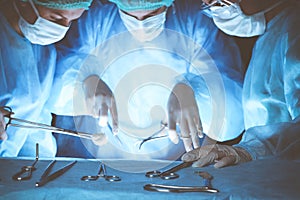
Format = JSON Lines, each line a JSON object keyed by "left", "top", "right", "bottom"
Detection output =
{"left": 0, "top": 107, "right": 8, "bottom": 140}
{"left": 83, "top": 75, "right": 118, "bottom": 134}
{"left": 181, "top": 144, "right": 252, "bottom": 168}
{"left": 167, "top": 83, "right": 203, "bottom": 152}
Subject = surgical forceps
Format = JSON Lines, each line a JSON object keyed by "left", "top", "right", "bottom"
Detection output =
{"left": 137, "top": 122, "right": 203, "bottom": 150}
{"left": 35, "top": 160, "right": 77, "bottom": 187}
{"left": 145, "top": 162, "right": 192, "bottom": 180}
{"left": 137, "top": 122, "right": 168, "bottom": 150}
{"left": 200, "top": 0, "right": 234, "bottom": 10}
{"left": 81, "top": 163, "right": 121, "bottom": 182}
{"left": 144, "top": 184, "right": 219, "bottom": 193}
{"left": 12, "top": 143, "right": 39, "bottom": 181}
{"left": 2, "top": 106, "right": 97, "bottom": 140}
{"left": 144, "top": 171, "right": 219, "bottom": 193}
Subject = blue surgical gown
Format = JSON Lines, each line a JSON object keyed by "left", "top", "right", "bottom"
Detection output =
{"left": 49, "top": 0, "right": 245, "bottom": 159}
{"left": 0, "top": 5, "right": 56, "bottom": 157}
{"left": 236, "top": 4, "right": 300, "bottom": 160}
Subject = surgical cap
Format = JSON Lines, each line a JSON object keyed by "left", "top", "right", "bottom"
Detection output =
{"left": 109, "top": 0, "right": 174, "bottom": 11}
{"left": 21, "top": 0, "right": 93, "bottom": 10}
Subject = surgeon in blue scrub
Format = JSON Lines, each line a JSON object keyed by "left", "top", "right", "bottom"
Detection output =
{"left": 0, "top": 0, "right": 92, "bottom": 157}
{"left": 182, "top": 0, "right": 300, "bottom": 167}
{"left": 49, "top": 0, "right": 245, "bottom": 160}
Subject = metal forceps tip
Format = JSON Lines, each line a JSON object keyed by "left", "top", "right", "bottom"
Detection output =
{"left": 200, "top": 0, "right": 234, "bottom": 10}
{"left": 35, "top": 160, "right": 77, "bottom": 187}
{"left": 1, "top": 106, "right": 95, "bottom": 140}
{"left": 145, "top": 161, "right": 192, "bottom": 180}
{"left": 137, "top": 121, "right": 168, "bottom": 150}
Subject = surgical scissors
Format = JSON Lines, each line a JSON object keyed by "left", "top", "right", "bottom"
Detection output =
{"left": 81, "top": 163, "right": 121, "bottom": 182}
{"left": 35, "top": 160, "right": 77, "bottom": 187}
{"left": 1, "top": 106, "right": 101, "bottom": 141}
{"left": 145, "top": 162, "right": 192, "bottom": 180}
{"left": 12, "top": 143, "right": 39, "bottom": 181}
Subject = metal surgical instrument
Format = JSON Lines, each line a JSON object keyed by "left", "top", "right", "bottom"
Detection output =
{"left": 107, "top": 122, "right": 123, "bottom": 146}
{"left": 35, "top": 160, "right": 77, "bottom": 187}
{"left": 12, "top": 143, "right": 39, "bottom": 181}
{"left": 144, "top": 171, "right": 219, "bottom": 193}
{"left": 2, "top": 106, "right": 98, "bottom": 141}
{"left": 137, "top": 122, "right": 168, "bottom": 150}
{"left": 195, "top": 171, "right": 214, "bottom": 188}
{"left": 81, "top": 163, "right": 121, "bottom": 182}
{"left": 145, "top": 162, "right": 192, "bottom": 180}
{"left": 137, "top": 122, "right": 203, "bottom": 150}
{"left": 144, "top": 184, "right": 219, "bottom": 193}
{"left": 200, "top": 0, "right": 234, "bottom": 10}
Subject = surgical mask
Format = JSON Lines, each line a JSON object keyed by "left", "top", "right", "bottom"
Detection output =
{"left": 119, "top": 9, "right": 167, "bottom": 42}
{"left": 210, "top": 4, "right": 266, "bottom": 37}
{"left": 210, "top": 1, "right": 285, "bottom": 37}
{"left": 14, "top": 0, "right": 69, "bottom": 45}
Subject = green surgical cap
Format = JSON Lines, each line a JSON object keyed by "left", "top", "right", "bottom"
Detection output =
{"left": 109, "top": 0, "right": 174, "bottom": 11}
{"left": 22, "top": 0, "right": 93, "bottom": 10}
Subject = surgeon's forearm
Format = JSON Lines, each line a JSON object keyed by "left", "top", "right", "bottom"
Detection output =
{"left": 235, "top": 117, "right": 300, "bottom": 160}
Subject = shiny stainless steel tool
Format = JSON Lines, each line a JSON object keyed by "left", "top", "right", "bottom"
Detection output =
{"left": 145, "top": 162, "right": 192, "bottom": 180}
{"left": 2, "top": 106, "right": 100, "bottom": 141}
{"left": 144, "top": 184, "right": 219, "bottom": 193}
{"left": 81, "top": 162, "right": 121, "bottom": 182}
{"left": 200, "top": 0, "right": 234, "bottom": 10}
{"left": 35, "top": 160, "right": 77, "bottom": 187}
{"left": 144, "top": 171, "right": 219, "bottom": 193}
